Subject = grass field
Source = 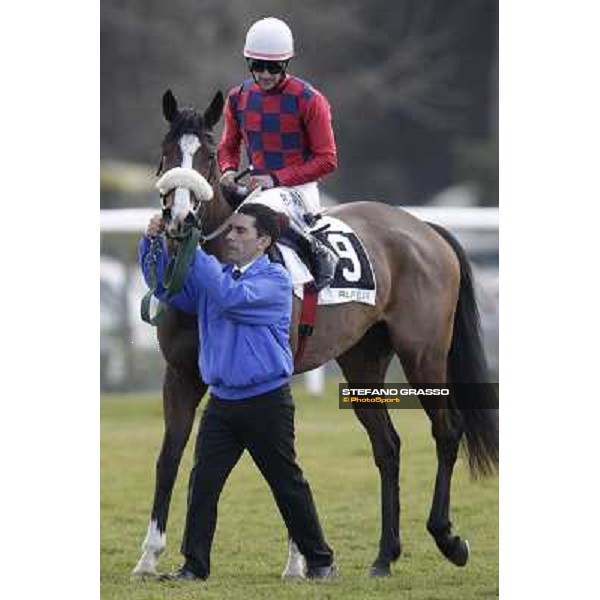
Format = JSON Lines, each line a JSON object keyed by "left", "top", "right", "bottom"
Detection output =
{"left": 101, "top": 381, "right": 498, "bottom": 599}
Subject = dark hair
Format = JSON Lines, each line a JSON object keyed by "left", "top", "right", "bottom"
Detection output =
{"left": 238, "top": 203, "right": 289, "bottom": 246}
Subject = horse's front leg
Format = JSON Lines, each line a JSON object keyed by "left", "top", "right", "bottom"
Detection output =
{"left": 132, "top": 364, "right": 205, "bottom": 577}
{"left": 282, "top": 538, "right": 306, "bottom": 579}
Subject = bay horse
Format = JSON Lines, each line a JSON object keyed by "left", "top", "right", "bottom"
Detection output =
{"left": 132, "top": 89, "right": 499, "bottom": 578}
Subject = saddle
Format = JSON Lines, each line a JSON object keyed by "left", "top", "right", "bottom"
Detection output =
{"left": 221, "top": 182, "right": 320, "bottom": 366}
{"left": 221, "top": 182, "right": 320, "bottom": 272}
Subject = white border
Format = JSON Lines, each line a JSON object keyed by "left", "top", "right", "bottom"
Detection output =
{"left": 501, "top": 2, "right": 600, "bottom": 597}
{"left": 0, "top": 2, "right": 99, "bottom": 595}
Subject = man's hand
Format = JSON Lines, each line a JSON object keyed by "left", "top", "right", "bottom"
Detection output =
{"left": 219, "top": 171, "right": 237, "bottom": 188}
{"left": 248, "top": 174, "right": 275, "bottom": 191}
{"left": 146, "top": 214, "right": 165, "bottom": 238}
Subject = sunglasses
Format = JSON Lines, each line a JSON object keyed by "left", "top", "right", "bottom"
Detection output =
{"left": 247, "top": 59, "right": 287, "bottom": 74}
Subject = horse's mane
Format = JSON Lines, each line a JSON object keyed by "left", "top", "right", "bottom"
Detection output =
{"left": 164, "top": 109, "right": 202, "bottom": 145}
{"left": 163, "top": 108, "right": 216, "bottom": 150}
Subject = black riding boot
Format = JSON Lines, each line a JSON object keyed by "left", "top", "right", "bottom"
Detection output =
{"left": 307, "top": 235, "right": 339, "bottom": 292}
{"left": 279, "top": 226, "right": 339, "bottom": 291}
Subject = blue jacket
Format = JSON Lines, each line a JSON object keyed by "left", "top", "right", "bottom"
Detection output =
{"left": 138, "top": 236, "right": 293, "bottom": 400}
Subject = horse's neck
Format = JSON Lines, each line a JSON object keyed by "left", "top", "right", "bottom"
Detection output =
{"left": 203, "top": 184, "right": 233, "bottom": 258}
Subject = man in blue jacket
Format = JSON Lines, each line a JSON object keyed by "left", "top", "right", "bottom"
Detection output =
{"left": 138, "top": 203, "right": 336, "bottom": 581}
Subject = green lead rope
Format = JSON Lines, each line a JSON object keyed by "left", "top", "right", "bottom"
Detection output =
{"left": 140, "top": 227, "right": 202, "bottom": 326}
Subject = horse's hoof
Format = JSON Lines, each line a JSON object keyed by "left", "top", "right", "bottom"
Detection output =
{"left": 131, "top": 555, "right": 160, "bottom": 579}
{"left": 368, "top": 563, "right": 391, "bottom": 577}
{"left": 130, "top": 568, "right": 159, "bottom": 580}
{"left": 447, "top": 538, "right": 470, "bottom": 567}
{"left": 282, "top": 570, "right": 306, "bottom": 580}
{"left": 281, "top": 560, "right": 306, "bottom": 580}
{"left": 282, "top": 540, "right": 306, "bottom": 579}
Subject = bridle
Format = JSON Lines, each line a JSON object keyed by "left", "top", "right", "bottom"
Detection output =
{"left": 141, "top": 136, "right": 218, "bottom": 324}
{"left": 156, "top": 130, "right": 219, "bottom": 242}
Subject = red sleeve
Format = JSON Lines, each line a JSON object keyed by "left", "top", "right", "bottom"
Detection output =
{"left": 217, "top": 90, "right": 242, "bottom": 174}
{"left": 274, "top": 92, "right": 338, "bottom": 187}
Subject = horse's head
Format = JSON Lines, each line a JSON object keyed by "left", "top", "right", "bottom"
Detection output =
{"left": 156, "top": 89, "right": 224, "bottom": 238}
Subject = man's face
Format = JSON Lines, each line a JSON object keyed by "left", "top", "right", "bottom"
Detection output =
{"left": 254, "top": 71, "right": 283, "bottom": 91}
{"left": 248, "top": 60, "right": 286, "bottom": 91}
{"left": 224, "top": 213, "right": 271, "bottom": 266}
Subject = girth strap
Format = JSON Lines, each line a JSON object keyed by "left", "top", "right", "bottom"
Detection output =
{"left": 294, "top": 284, "right": 318, "bottom": 369}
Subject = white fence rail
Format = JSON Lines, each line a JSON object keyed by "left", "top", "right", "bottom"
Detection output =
{"left": 100, "top": 206, "right": 498, "bottom": 233}
{"left": 101, "top": 206, "right": 498, "bottom": 394}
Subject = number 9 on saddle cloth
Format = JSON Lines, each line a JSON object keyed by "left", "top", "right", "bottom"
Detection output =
{"left": 222, "top": 181, "right": 339, "bottom": 292}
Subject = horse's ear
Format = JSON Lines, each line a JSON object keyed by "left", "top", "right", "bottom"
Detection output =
{"left": 203, "top": 91, "right": 224, "bottom": 130}
{"left": 162, "top": 89, "right": 179, "bottom": 123}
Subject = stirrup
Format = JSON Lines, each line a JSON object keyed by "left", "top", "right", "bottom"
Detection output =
{"left": 303, "top": 212, "right": 320, "bottom": 227}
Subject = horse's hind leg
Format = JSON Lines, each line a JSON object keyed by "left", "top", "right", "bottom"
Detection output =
{"left": 132, "top": 364, "right": 206, "bottom": 577}
{"left": 336, "top": 323, "right": 399, "bottom": 577}
{"left": 396, "top": 345, "right": 470, "bottom": 567}
{"left": 424, "top": 403, "right": 469, "bottom": 566}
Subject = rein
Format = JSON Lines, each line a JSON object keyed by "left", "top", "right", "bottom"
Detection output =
{"left": 199, "top": 185, "right": 263, "bottom": 243}
{"left": 157, "top": 146, "right": 227, "bottom": 244}
{"left": 194, "top": 148, "right": 234, "bottom": 243}
{"left": 140, "top": 227, "right": 202, "bottom": 325}
{"left": 142, "top": 136, "right": 233, "bottom": 325}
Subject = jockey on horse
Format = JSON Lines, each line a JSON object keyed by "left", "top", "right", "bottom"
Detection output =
{"left": 218, "top": 17, "right": 340, "bottom": 291}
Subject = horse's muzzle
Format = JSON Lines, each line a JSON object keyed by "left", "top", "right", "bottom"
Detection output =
{"left": 163, "top": 209, "right": 197, "bottom": 240}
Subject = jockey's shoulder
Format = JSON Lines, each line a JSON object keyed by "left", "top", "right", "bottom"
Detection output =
{"left": 227, "top": 76, "right": 327, "bottom": 105}
{"left": 226, "top": 78, "right": 254, "bottom": 99}
{"left": 282, "top": 75, "right": 321, "bottom": 100}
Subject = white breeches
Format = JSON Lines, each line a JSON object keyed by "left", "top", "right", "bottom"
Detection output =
{"left": 290, "top": 181, "right": 320, "bottom": 214}
{"left": 244, "top": 182, "right": 321, "bottom": 233}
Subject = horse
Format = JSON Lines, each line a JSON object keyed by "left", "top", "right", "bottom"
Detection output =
{"left": 132, "top": 89, "right": 499, "bottom": 579}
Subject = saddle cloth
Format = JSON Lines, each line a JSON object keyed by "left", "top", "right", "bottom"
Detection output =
{"left": 277, "top": 215, "right": 377, "bottom": 306}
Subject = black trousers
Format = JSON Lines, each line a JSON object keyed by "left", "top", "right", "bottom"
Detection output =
{"left": 180, "top": 384, "right": 333, "bottom": 578}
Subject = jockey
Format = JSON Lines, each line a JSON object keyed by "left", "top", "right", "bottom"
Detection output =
{"left": 218, "top": 16, "right": 340, "bottom": 291}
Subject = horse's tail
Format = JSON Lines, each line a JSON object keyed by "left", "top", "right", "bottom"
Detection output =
{"left": 427, "top": 222, "right": 499, "bottom": 479}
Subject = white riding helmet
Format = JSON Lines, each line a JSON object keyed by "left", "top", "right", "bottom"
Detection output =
{"left": 243, "top": 17, "right": 294, "bottom": 61}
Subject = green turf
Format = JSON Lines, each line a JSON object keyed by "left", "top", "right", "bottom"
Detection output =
{"left": 101, "top": 382, "right": 498, "bottom": 599}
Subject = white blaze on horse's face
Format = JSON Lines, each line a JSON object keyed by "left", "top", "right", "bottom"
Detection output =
{"left": 171, "top": 134, "right": 201, "bottom": 224}
{"left": 179, "top": 134, "right": 201, "bottom": 168}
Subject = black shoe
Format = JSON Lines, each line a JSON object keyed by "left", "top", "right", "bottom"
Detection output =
{"left": 311, "top": 241, "right": 339, "bottom": 292}
{"left": 158, "top": 566, "right": 205, "bottom": 582}
{"left": 306, "top": 561, "right": 338, "bottom": 580}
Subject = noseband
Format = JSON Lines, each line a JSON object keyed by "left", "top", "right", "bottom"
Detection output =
{"left": 157, "top": 140, "right": 218, "bottom": 241}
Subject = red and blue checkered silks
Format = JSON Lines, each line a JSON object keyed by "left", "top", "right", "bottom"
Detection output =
{"left": 218, "top": 75, "right": 338, "bottom": 187}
